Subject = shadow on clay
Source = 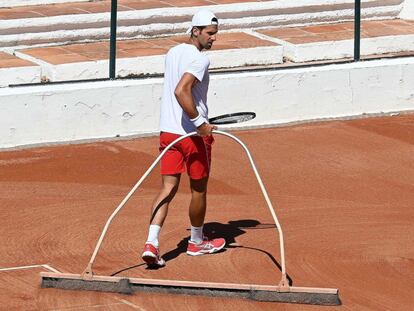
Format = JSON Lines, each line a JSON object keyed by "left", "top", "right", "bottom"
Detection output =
{"left": 111, "top": 219, "right": 292, "bottom": 285}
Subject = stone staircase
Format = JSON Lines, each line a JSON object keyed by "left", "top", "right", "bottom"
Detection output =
{"left": 0, "top": 0, "right": 413, "bottom": 86}
{"left": 0, "top": 0, "right": 405, "bottom": 49}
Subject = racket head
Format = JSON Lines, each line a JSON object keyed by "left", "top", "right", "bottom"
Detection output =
{"left": 209, "top": 112, "right": 256, "bottom": 125}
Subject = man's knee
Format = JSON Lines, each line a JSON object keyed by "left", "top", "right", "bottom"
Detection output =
{"left": 161, "top": 174, "right": 180, "bottom": 197}
{"left": 161, "top": 182, "right": 179, "bottom": 194}
{"left": 190, "top": 177, "right": 208, "bottom": 194}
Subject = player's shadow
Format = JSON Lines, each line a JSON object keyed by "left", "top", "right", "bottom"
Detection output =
{"left": 161, "top": 219, "right": 267, "bottom": 262}
{"left": 166, "top": 220, "right": 291, "bottom": 284}
{"left": 111, "top": 219, "right": 292, "bottom": 285}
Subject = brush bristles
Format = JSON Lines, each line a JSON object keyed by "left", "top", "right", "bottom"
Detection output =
{"left": 41, "top": 277, "right": 340, "bottom": 305}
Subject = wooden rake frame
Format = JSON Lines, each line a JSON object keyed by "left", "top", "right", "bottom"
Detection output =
{"left": 41, "top": 130, "right": 340, "bottom": 305}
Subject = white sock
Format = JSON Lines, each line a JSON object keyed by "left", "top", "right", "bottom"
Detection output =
{"left": 146, "top": 224, "right": 161, "bottom": 247}
{"left": 190, "top": 225, "right": 204, "bottom": 244}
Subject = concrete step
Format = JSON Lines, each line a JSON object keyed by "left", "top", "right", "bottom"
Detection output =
{"left": 14, "top": 31, "right": 284, "bottom": 82}
{"left": 256, "top": 19, "right": 414, "bottom": 62}
{"left": 0, "top": 52, "right": 40, "bottom": 86}
{"left": 0, "top": 0, "right": 404, "bottom": 48}
{"left": 0, "top": 0, "right": 89, "bottom": 8}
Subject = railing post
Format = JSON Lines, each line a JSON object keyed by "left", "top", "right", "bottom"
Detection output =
{"left": 354, "top": 0, "right": 361, "bottom": 61}
{"left": 109, "top": 0, "right": 118, "bottom": 79}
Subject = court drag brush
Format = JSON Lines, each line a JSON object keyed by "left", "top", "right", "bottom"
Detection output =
{"left": 41, "top": 130, "right": 340, "bottom": 306}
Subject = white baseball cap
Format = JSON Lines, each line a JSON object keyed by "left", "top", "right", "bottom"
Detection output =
{"left": 186, "top": 10, "right": 218, "bottom": 34}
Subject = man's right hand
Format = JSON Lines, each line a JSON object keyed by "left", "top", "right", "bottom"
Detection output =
{"left": 197, "top": 123, "right": 217, "bottom": 137}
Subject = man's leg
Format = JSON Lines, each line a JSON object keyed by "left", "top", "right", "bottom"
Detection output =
{"left": 142, "top": 174, "right": 180, "bottom": 267}
{"left": 187, "top": 176, "right": 226, "bottom": 256}
{"left": 150, "top": 174, "right": 181, "bottom": 227}
{"left": 189, "top": 177, "right": 208, "bottom": 228}
{"left": 188, "top": 177, "right": 208, "bottom": 244}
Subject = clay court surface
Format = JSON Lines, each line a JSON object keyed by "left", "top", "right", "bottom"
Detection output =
{"left": 0, "top": 114, "right": 413, "bottom": 310}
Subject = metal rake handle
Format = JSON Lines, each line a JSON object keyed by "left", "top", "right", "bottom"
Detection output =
{"left": 82, "top": 130, "right": 288, "bottom": 287}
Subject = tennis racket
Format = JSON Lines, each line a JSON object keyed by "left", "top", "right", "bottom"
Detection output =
{"left": 209, "top": 112, "right": 256, "bottom": 125}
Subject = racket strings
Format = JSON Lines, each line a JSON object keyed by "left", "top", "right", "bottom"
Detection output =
{"left": 217, "top": 116, "right": 252, "bottom": 123}
{"left": 209, "top": 112, "right": 256, "bottom": 125}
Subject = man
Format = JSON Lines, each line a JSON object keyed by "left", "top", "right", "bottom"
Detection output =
{"left": 141, "top": 10, "right": 225, "bottom": 267}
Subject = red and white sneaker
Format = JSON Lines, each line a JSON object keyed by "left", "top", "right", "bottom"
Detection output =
{"left": 187, "top": 237, "right": 226, "bottom": 256}
{"left": 142, "top": 243, "right": 166, "bottom": 267}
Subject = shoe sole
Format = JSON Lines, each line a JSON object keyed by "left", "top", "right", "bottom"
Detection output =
{"left": 186, "top": 243, "right": 225, "bottom": 256}
{"left": 142, "top": 252, "right": 165, "bottom": 267}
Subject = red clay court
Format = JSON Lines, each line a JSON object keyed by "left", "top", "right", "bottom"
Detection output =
{"left": 1, "top": 114, "right": 413, "bottom": 310}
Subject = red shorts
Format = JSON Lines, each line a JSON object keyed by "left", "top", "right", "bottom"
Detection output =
{"left": 159, "top": 132, "right": 214, "bottom": 180}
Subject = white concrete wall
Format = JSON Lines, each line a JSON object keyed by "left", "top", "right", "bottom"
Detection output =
{"left": 0, "top": 57, "right": 413, "bottom": 149}
{"left": 0, "top": 0, "right": 89, "bottom": 7}
{"left": 0, "top": 79, "right": 163, "bottom": 148}
{"left": 399, "top": 0, "right": 414, "bottom": 19}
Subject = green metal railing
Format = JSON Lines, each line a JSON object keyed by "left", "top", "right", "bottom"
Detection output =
{"left": 354, "top": 0, "right": 361, "bottom": 61}
{"left": 109, "top": 0, "right": 118, "bottom": 79}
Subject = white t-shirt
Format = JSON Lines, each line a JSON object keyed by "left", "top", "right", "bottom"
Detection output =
{"left": 160, "top": 43, "right": 210, "bottom": 135}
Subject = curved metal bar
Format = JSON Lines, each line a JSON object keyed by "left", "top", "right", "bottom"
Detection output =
{"left": 82, "top": 131, "right": 197, "bottom": 278}
{"left": 215, "top": 131, "right": 287, "bottom": 286}
{"left": 82, "top": 130, "right": 287, "bottom": 287}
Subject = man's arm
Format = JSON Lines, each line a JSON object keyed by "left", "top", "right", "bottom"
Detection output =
{"left": 174, "top": 72, "right": 216, "bottom": 136}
